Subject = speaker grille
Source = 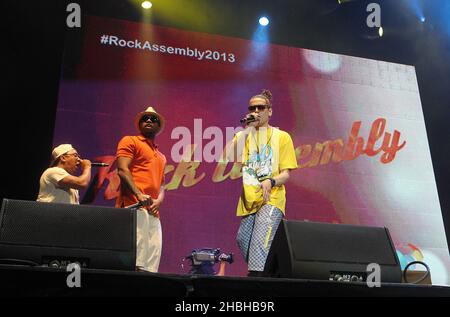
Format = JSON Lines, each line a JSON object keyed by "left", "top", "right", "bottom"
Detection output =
{"left": 0, "top": 199, "right": 134, "bottom": 251}
{"left": 287, "top": 221, "right": 398, "bottom": 265}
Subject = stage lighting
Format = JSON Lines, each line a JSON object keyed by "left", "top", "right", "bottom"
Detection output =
{"left": 141, "top": 1, "right": 152, "bottom": 10}
{"left": 420, "top": 17, "right": 426, "bottom": 23}
{"left": 378, "top": 26, "right": 384, "bottom": 37}
{"left": 259, "top": 17, "right": 269, "bottom": 26}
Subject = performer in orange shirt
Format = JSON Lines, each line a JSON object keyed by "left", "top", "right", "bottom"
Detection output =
{"left": 116, "top": 106, "right": 166, "bottom": 272}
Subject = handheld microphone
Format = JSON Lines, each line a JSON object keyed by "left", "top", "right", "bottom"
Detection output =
{"left": 125, "top": 201, "right": 143, "bottom": 209}
{"left": 240, "top": 114, "right": 257, "bottom": 124}
{"left": 91, "top": 162, "right": 109, "bottom": 167}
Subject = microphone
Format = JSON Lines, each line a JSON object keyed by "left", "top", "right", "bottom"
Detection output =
{"left": 240, "top": 114, "right": 257, "bottom": 124}
{"left": 91, "top": 162, "right": 109, "bottom": 167}
{"left": 125, "top": 201, "right": 143, "bottom": 209}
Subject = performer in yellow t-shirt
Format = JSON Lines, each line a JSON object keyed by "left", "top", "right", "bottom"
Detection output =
{"left": 231, "top": 89, "right": 298, "bottom": 277}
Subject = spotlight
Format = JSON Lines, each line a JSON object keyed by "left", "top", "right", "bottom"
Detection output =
{"left": 259, "top": 17, "right": 269, "bottom": 26}
{"left": 141, "top": 1, "right": 152, "bottom": 9}
{"left": 420, "top": 17, "right": 426, "bottom": 23}
{"left": 378, "top": 26, "right": 384, "bottom": 37}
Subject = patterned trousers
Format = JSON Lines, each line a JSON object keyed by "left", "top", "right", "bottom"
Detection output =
{"left": 236, "top": 204, "right": 284, "bottom": 272}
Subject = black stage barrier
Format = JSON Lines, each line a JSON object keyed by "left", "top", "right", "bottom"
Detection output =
{"left": 264, "top": 220, "right": 402, "bottom": 283}
{"left": 0, "top": 199, "right": 136, "bottom": 270}
{"left": 0, "top": 265, "right": 189, "bottom": 297}
{"left": 189, "top": 275, "right": 450, "bottom": 297}
{"left": 1, "top": 265, "right": 449, "bottom": 297}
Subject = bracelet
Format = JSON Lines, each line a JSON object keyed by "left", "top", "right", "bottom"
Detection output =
{"left": 269, "top": 178, "right": 276, "bottom": 188}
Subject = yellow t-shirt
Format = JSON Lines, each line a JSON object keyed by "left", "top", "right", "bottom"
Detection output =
{"left": 235, "top": 127, "right": 298, "bottom": 216}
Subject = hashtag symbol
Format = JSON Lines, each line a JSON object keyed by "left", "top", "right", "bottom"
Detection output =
{"left": 100, "top": 35, "right": 109, "bottom": 44}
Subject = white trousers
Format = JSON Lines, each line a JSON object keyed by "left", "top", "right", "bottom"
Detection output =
{"left": 136, "top": 208, "right": 162, "bottom": 272}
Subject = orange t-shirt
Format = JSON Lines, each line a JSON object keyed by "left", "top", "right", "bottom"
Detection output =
{"left": 115, "top": 135, "right": 166, "bottom": 209}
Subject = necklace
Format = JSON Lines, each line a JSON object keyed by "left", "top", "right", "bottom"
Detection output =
{"left": 251, "top": 127, "right": 273, "bottom": 162}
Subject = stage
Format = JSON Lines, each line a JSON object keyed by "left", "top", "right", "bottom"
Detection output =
{"left": 4, "top": 0, "right": 450, "bottom": 290}
{"left": 1, "top": 265, "right": 449, "bottom": 298}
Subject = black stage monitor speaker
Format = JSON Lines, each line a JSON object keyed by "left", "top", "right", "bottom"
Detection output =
{"left": 263, "top": 220, "right": 402, "bottom": 283}
{"left": 0, "top": 199, "right": 136, "bottom": 270}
